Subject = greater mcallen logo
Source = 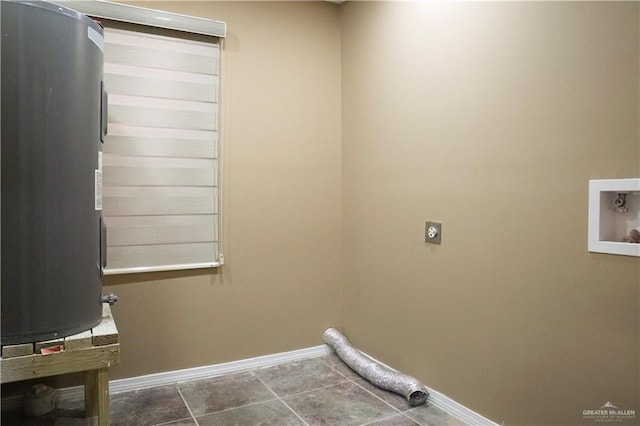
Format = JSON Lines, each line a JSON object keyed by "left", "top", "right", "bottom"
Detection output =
{"left": 583, "top": 402, "right": 636, "bottom": 423}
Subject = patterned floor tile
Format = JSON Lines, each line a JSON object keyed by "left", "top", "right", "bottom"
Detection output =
{"left": 363, "top": 413, "right": 420, "bottom": 426}
{"left": 283, "top": 381, "right": 399, "bottom": 426}
{"left": 154, "top": 418, "right": 198, "bottom": 426}
{"left": 320, "top": 353, "right": 362, "bottom": 380}
{"left": 109, "top": 385, "right": 191, "bottom": 426}
{"left": 254, "top": 357, "right": 346, "bottom": 397}
{"left": 196, "top": 399, "right": 304, "bottom": 426}
{"left": 353, "top": 378, "right": 414, "bottom": 411}
{"left": 177, "top": 371, "right": 274, "bottom": 417}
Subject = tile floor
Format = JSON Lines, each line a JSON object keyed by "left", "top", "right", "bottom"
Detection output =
{"left": 2, "top": 354, "right": 468, "bottom": 426}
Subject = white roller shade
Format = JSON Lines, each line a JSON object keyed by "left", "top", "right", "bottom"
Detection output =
{"left": 102, "top": 27, "right": 221, "bottom": 274}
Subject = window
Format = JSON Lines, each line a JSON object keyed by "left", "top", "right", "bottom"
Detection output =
{"left": 69, "top": 2, "right": 227, "bottom": 274}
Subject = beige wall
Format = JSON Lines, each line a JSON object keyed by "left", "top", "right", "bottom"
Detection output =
{"left": 104, "top": 1, "right": 343, "bottom": 379}
{"left": 341, "top": 2, "right": 639, "bottom": 426}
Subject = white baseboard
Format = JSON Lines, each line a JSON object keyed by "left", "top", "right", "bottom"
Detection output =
{"left": 2, "top": 343, "right": 496, "bottom": 426}
{"left": 426, "top": 387, "right": 498, "bottom": 426}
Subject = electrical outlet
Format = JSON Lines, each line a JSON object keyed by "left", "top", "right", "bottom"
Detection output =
{"left": 425, "top": 221, "right": 441, "bottom": 244}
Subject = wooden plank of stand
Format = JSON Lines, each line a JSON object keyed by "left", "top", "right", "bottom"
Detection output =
{"left": 0, "top": 344, "right": 120, "bottom": 383}
{"left": 85, "top": 367, "right": 110, "bottom": 426}
{"left": 65, "top": 330, "right": 93, "bottom": 351}
{"left": 92, "top": 304, "right": 118, "bottom": 347}
{"left": 1, "top": 343, "right": 34, "bottom": 359}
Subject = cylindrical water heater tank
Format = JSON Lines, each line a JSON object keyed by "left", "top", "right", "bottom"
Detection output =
{"left": 1, "top": 1, "right": 107, "bottom": 345}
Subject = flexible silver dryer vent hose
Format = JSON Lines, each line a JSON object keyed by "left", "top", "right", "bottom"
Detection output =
{"left": 323, "top": 328, "right": 429, "bottom": 406}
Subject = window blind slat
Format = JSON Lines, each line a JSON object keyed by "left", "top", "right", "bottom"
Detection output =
{"left": 103, "top": 187, "right": 218, "bottom": 216}
{"left": 108, "top": 124, "right": 213, "bottom": 140}
{"left": 104, "top": 166, "right": 216, "bottom": 187}
{"left": 105, "top": 44, "right": 217, "bottom": 74}
{"left": 104, "top": 156, "right": 214, "bottom": 169}
{"left": 103, "top": 136, "right": 216, "bottom": 158}
{"left": 110, "top": 94, "right": 216, "bottom": 112}
{"left": 106, "top": 28, "right": 218, "bottom": 56}
{"left": 109, "top": 105, "right": 217, "bottom": 131}
{"left": 105, "top": 63, "right": 217, "bottom": 84}
{"left": 103, "top": 196, "right": 215, "bottom": 216}
{"left": 107, "top": 215, "right": 217, "bottom": 246}
{"left": 105, "top": 74, "right": 217, "bottom": 103}
{"left": 103, "top": 186, "right": 216, "bottom": 197}
{"left": 107, "top": 242, "right": 218, "bottom": 270}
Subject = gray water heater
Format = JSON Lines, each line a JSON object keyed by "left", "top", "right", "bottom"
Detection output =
{"left": 1, "top": 0, "right": 107, "bottom": 345}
